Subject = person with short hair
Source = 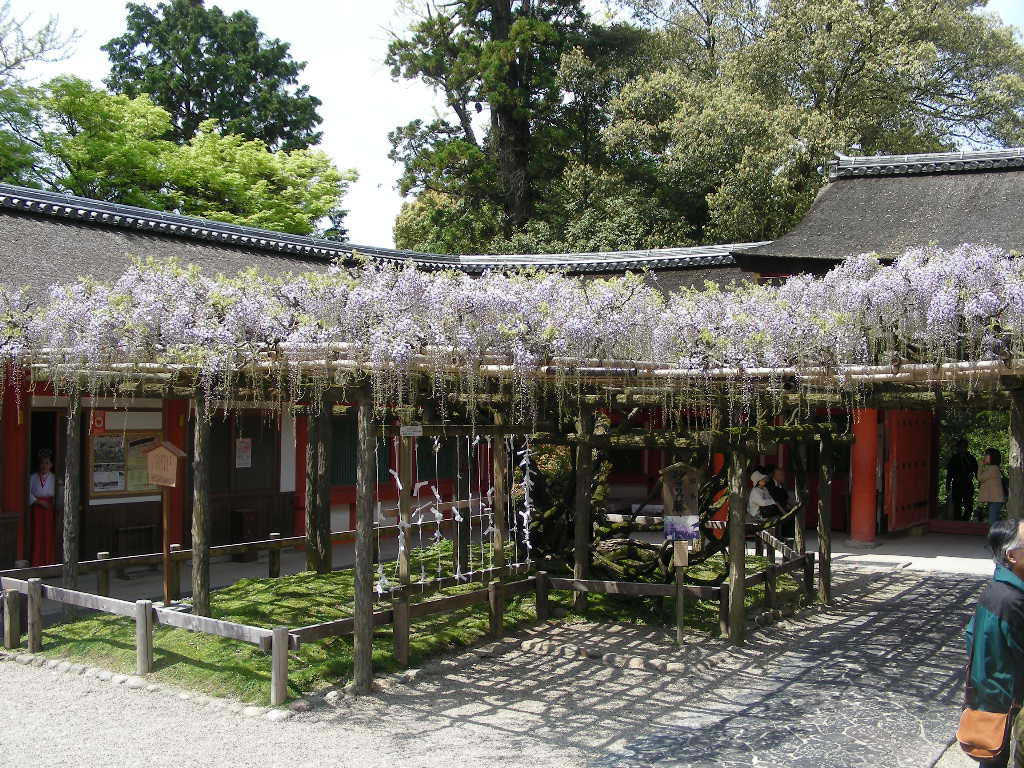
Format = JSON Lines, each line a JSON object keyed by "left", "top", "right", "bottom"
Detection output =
{"left": 964, "top": 518, "right": 1024, "bottom": 766}
{"left": 980, "top": 448, "right": 1008, "bottom": 526}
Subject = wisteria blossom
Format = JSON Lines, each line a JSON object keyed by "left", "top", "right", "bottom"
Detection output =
{"left": 0, "top": 245, "right": 1021, "bottom": 412}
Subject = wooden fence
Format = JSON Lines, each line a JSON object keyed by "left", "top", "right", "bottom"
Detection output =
{"left": 0, "top": 527, "right": 815, "bottom": 705}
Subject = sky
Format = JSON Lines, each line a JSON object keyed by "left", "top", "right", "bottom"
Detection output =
{"left": 12, "top": 0, "right": 1024, "bottom": 249}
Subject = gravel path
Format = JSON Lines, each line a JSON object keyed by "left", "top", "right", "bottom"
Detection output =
{"left": 0, "top": 566, "right": 980, "bottom": 768}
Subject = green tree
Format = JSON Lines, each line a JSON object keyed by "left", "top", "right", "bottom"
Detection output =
{"left": 609, "top": 0, "right": 1024, "bottom": 242}
{"left": 27, "top": 77, "right": 354, "bottom": 236}
{"left": 102, "top": 0, "right": 322, "bottom": 151}
{"left": 0, "top": 2, "right": 77, "bottom": 184}
{"left": 389, "top": 2, "right": 656, "bottom": 252}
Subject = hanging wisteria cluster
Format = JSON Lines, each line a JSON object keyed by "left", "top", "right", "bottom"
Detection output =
{"left": 0, "top": 244, "right": 1022, "bottom": 409}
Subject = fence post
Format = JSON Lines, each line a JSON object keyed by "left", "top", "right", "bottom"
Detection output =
{"left": 392, "top": 592, "right": 410, "bottom": 667}
{"left": 535, "top": 571, "right": 549, "bottom": 622}
{"left": 135, "top": 599, "right": 153, "bottom": 675}
{"left": 488, "top": 580, "right": 504, "bottom": 637}
{"left": 168, "top": 544, "right": 181, "bottom": 602}
{"left": 674, "top": 566, "right": 686, "bottom": 646}
{"left": 96, "top": 552, "right": 111, "bottom": 597}
{"left": 3, "top": 588, "right": 22, "bottom": 649}
{"left": 27, "top": 578, "right": 42, "bottom": 653}
{"left": 765, "top": 565, "right": 777, "bottom": 611}
{"left": 718, "top": 583, "right": 729, "bottom": 638}
{"left": 268, "top": 533, "right": 281, "bottom": 579}
{"left": 803, "top": 553, "right": 815, "bottom": 602}
{"left": 271, "top": 626, "right": 289, "bottom": 706}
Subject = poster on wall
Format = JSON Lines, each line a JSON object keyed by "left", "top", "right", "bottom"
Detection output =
{"left": 235, "top": 437, "right": 252, "bottom": 469}
{"left": 664, "top": 515, "right": 700, "bottom": 542}
{"left": 89, "top": 431, "right": 161, "bottom": 496}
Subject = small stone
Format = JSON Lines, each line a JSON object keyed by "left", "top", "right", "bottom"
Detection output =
{"left": 601, "top": 653, "right": 619, "bottom": 666}
{"left": 645, "top": 659, "right": 668, "bottom": 673}
{"left": 57, "top": 661, "right": 72, "bottom": 673}
{"left": 323, "top": 689, "right": 342, "bottom": 704}
{"left": 242, "top": 706, "right": 265, "bottom": 718}
{"left": 69, "top": 664, "right": 86, "bottom": 675}
{"left": 665, "top": 662, "right": 686, "bottom": 673}
{"left": 626, "top": 657, "right": 647, "bottom": 671}
{"left": 228, "top": 703, "right": 243, "bottom": 714}
{"left": 15, "top": 654, "right": 32, "bottom": 665}
{"left": 177, "top": 692, "right": 192, "bottom": 701}
{"left": 265, "top": 709, "right": 292, "bottom": 722}
{"left": 112, "top": 674, "right": 128, "bottom": 685}
{"left": 288, "top": 698, "right": 313, "bottom": 713}
{"left": 97, "top": 670, "right": 113, "bottom": 682}
{"left": 45, "top": 659, "right": 60, "bottom": 670}
{"left": 146, "top": 684, "right": 161, "bottom": 693}
{"left": 125, "top": 676, "right": 146, "bottom": 689}
{"left": 32, "top": 657, "right": 46, "bottom": 667}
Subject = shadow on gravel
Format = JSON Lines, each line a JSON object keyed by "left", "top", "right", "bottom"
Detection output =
{"left": 326, "top": 568, "right": 984, "bottom": 768}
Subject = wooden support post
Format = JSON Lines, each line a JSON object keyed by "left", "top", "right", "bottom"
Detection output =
{"left": 271, "top": 626, "right": 289, "bottom": 706}
{"left": 3, "top": 588, "right": 21, "bottom": 649}
{"left": 727, "top": 452, "right": 747, "bottom": 645}
{"left": 168, "top": 544, "right": 181, "bottom": 601}
{"left": 305, "top": 397, "right": 332, "bottom": 574}
{"left": 63, "top": 408, "right": 81, "bottom": 608}
{"left": 535, "top": 571, "right": 549, "bottom": 622}
{"left": 765, "top": 565, "right": 777, "bottom": 611}
{"left": 1009, "top": 390, "right": 1024, "bottom": 519}
{"left": 573, "top": 408, "right": 594, "bottom": 612}
{"left": 135, "top": 599, "right": 153, "bottom": 675}
{"left": 191, "top": 393, "right": 211, "bottom": 617}
{"left": 351, "top": 389, "right": 376, "bottom": 695}
{"left": 27, "top": 578, "right": 42, "bottom": 653}
{"left": 268, "top": 533, "right": 281, "bottom": 579}
{"left": 161, "top": 487, "right": 172, "bottom": 606}
{"left": 803, "top": 552, "right": 815, "bottom": 602}
{"left": 396, "top": 433, "right": 413, "bottom": 665}
{"left": 392, "top": 595, "right": 410, "bottom": 667}
{"left": 488, "top": 579, "right": 504, "bottom": 637}
{"left": 96, "top": 552, "right": 111, "bottom": 598}
{"left": 792, "top": 442, "right": 808, "bottom": 555}
{"left": 817, "top": 434, "right": 834, "bottom": 604}
{"left": 397, "top": 442, "right": 413, "bottom": 562}
{"left": 317, "top": 398, "right": 333, "bottom": 573}
{"left": 489, "top": 414, "right": 509, "bottom": 634}
{"left": 674, "top": 566, "right": 686, "bottom": 645}
{"left": 718, "top": 583, "right": 729, "bottom": 638}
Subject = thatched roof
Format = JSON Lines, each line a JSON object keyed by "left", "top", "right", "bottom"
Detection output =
{"left": 0, "top": 183, "right": 762, "bottom": 300}
{"left": 734, "top": 148, "right": 1024, "bottom": 273}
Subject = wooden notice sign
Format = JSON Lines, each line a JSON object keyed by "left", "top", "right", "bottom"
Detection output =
{"left": 673, "top": 540, "right": 689, "bottom": 567}
{"left": 144, "top": 441, "right": 186, "bottom": 487}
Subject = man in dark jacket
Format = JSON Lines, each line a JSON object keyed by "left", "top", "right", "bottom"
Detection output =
{"left": 949, "top": 439, "right": 979, "bottom": 520}
{"left": 965, "top": 518, "right": 1024, "bottom": 766}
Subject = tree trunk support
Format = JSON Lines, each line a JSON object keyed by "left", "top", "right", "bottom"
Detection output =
{"left": 393, "top": 429, "right": 414, "bottom": 666}
{"left": 727, "top": 451, "right": 747, "bottom": 645}
{"left": 817, "top": 434, "right": 834, "bottom": 604}
{"left": 62, "top": 407, "right": 81, "bottom": 616}
{"left": 573, "top": 408, "right": 594, "bottom": 612}
{"left": 792, "top": 442, "right": 808, "bottom": 555}
{"left": 191, "top": 393, "right": 211, "bottom": 617}
{"left": 351, "top": 388, "right": 376, "bottom": 694}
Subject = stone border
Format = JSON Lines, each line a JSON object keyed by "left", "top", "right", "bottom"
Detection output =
{"left": 0, "top": 649, "right": 305, "bottom": 722}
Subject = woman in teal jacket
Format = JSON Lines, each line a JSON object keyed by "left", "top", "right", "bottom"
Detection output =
{"left": 966, "top": 518, "right": 1024, "bottom": 766}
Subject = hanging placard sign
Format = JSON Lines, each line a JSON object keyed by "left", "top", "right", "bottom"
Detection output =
{"left": 235, "top": 438, "right": 252, "bottom": 469}
{"left": 400, "top": 425, "right": 424, "bottom": 437}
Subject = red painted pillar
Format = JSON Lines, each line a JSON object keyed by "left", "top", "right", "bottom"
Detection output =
{"left": 850, "top": 408, "right": 879, "bottom": 544}
{"left": 164, "top": 399, "right": 188, "bottom": 547}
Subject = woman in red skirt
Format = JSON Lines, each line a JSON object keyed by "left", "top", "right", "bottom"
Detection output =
{"left": 29, "top": 449, "right": 56, "bottom": 566}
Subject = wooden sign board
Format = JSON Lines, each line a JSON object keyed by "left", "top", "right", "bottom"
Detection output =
{"left": 143, "top": 441, "right": 186, "bottom": 487}
{"left": 673, "top": 540, "right": 689, "bottom": 567}
{"left": 400, "top": 425, "right": 424, "bottom": 437}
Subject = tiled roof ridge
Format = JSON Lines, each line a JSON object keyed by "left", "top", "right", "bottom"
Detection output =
{"left": 0, "top": 182, "right": 763, "bottom": 272}
{"left": 830, "top": 147, "right": 1024, "bottom": 179}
